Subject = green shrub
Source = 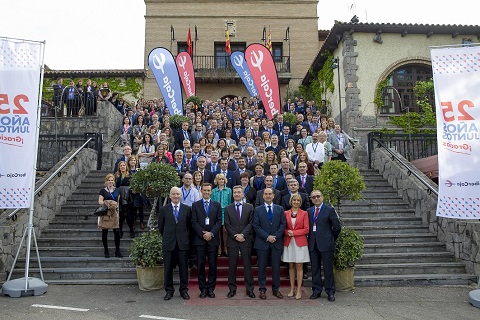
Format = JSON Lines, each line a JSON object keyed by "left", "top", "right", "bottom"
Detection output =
{"left": 334, "top": 228, "right": 364, "bottom": 270}
{"left": 168, "top": 114, "right": 192, "bottom": 130}
{"left": 129, "top": 230, "right": 163, "bottom": 267}
{"left": 130, "top": 162, "right": 180, "bottom": 198}
{"left": 282, "top": 112, "right": 298, "bottom": 125}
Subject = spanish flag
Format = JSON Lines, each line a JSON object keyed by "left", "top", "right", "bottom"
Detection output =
{"left": 187, "top": 28, "right": 193, "bottom": 56}
{"left": 266, "top": 30, "right": 272, "bottom": 52}
{"left": 225, "top": 31, "right": 232, "bottom": 55}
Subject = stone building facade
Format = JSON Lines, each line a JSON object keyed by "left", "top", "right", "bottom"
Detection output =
{"left": 143, "top": 0, "right": 321, "bottom": 100}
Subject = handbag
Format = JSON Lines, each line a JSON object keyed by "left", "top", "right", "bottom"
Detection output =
{"left": 92, "top": 205, "right": 108, "bottom": 216}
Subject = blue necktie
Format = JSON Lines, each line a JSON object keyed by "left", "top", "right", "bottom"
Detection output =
{"left": 267, "top": 205, "right": 273, "bottom": 223}
{"left": 173, "top": 205, "right": 179, "bottom": 223}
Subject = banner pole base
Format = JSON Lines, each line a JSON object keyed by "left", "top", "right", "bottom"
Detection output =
{"left": 2, "top": 277, "right": 48, "bottom": 298}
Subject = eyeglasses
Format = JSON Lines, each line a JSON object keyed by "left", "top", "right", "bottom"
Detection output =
{"left": 311, "top": 195, "right": 323, "bottom": 199}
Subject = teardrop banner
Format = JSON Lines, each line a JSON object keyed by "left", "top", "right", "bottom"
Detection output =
{"left": 148, "top": 47, "right": 183, "bottom": 115}
{"left": 175, "top": 52, "right": 196, "bottom": 98}
{"left": 245, "top": 43, "right": 281, "bottom": 120}
{"left": 230, "top": 51, "right": 259, "bottom": 99}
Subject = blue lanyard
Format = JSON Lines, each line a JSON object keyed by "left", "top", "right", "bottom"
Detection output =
{"left": 312, "top": 203, "right": 323, "bottom": 223}
{"left": 244, "top": 185, "right": 250, "bottom": 196}
{"left": 203, "top": 200, "right": 211, "bottom": 217}
{"left": 311, "top": 143, "right": 319, "bottom": 153}
{"left": 106, "top": 188, "right": 117, "bottom": 200}
{"left": 181, "top": 187, "right": 191, "bottom": 201}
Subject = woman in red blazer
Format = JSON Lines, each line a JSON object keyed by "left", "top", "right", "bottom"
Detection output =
{"left": 281, "top": 194, "right": 310, "bottom": 300}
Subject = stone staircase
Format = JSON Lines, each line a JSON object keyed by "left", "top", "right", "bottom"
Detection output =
{"left": 343, "top": 169, "right": 476, "bottom": 286}
{"left": 11, "top": 169, "right": 477, "bottom": 286}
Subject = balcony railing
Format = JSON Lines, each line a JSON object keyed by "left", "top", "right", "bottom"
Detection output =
{"left": 192, "top": 55, "right": 291, "bottom": 74}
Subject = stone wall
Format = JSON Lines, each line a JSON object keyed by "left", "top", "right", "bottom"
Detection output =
{"left": 0, "top": 148, "right": 97, "bottom": 281}
{"left": 371, "top": 147, "right": 480, "bottom": 275}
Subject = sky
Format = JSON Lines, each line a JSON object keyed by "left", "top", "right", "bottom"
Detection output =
{"left": 0, "top": 0, "right": 478, "bottom": 70}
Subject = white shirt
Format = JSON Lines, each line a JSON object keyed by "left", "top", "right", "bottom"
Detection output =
{"left": 305, "top": 141, "right": 325, "bottom": 164}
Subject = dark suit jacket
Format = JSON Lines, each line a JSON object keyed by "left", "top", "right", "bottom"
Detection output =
{"left": 213, "top": 128, "right": 225, "bottom": 139}
{"left": 296, "top": 174, "right": 314, "bottom": 196}
{"left": 273, "top": 122, "right": 290, "bottom": 134}
{"left": 272, "top": 175, "right": 287, "bottom": 191}
{"left": 191, "top": 199, "right": 223, "bottom": 246}
{"left": 197, "top": 169, "right": 214, "bottom": 184}
{"left": 243, "top": 185, "right": 257, "bottom": 204}
{"left": 214, "top": 170, "right": 240, "bottom": 189}
{"left": 236, "top": 168, "right": 253, "bottom": 179}
{"left": 254, "top": 188, "right": 282, "bottom": 207}
{"left": 253, "top": 203, "right": 286, "bottom": 251}
{"left": 157, "top": 202, "right": 191, "bottom": 251}
{"left": 206, "top": 161, "right": 219, "bottom": 173}
{"left": 172, "top": 162, "right": 190, "bottom": 180}
{"left": 307, "top": 203, "right": 342, "bottom": 252}
{"left": 278, "top": 133, "right": 293, "bottom": 148}
{"left": 224, "top": 202, "right": 254, "bottom": 248}
{"left": 281, "top": 192, "right": 310, "bottom": 211}
{"left": 114, "top": 155, "right": 129, "bottom": 173}
{"left": 174, "top": 129, "right": 193, "bottom": 151}
{"left": 231, "top": 128, "right": 246, "bottom": 142}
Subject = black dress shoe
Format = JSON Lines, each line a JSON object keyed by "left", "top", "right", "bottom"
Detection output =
{"left": 259, "top": 291, "right": 266, "bottom": 300}
{"left": 164, "top": 292, "right": 173, "bottom": 301}
{"left": 115, "top": 250, "right": 123, "bottom": 258}
{"left": 246, "top": 291, "right": 256, "bottom": 298}
{"left": 207, "top": 291, "right": 215, "bottom": 298}
{"left": 227, "top": 290, "right": 236, "bottom": 298}
{"left": 181, "top": 292, "right": 190, "bottom": 300}
{"left": 199, "top": 291, "right": 207, "bottom": 298}
{"left": 104, "top": 250, "right": 110, "bottom": 258}
{"left": 273, "top": 291, "right": 283, "bottom": 299}
{"left": 327, "top": 294, "right": 335, "bottom": 302}
{"left": 310, "top": 292, "right": 321, "bottom": 299}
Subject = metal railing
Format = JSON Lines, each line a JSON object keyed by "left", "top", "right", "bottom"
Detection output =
{"left": 7, "top": 136, "right": 98, "bottom": 220}
{"left": 367, "top": 132, "right": 437, "bottom": 163}
{"left": 367, "top": 132, "right": 438, "bottom": 196}
{"left": 192, "top": 55, "right": 291, "bottom": 73}
{"left": 37, "top": 133, "right": 103, "bottom": 171}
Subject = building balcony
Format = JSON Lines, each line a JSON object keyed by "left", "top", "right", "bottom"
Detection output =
{"left": 191, "top": 55, "right": 291, "bottom": 84}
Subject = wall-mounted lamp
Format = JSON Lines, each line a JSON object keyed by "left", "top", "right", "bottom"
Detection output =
{"left": 332, "top": 57, "right": 343, "bottom": 129}
{"left": 284, "top": 26, "right": 290, "bottom": 41}
{"left": 426, "top": 31, "right": 434, "bottom": 38}
{"left": 170, "top": 25, "right": 175, "bottom": 41}
{"left": 194, "top": 25, "right": 198, "bottom": 41}
{"left": 452, "top": 31, "right": 460, "bottom": 38}
{"left": 262, "top": 26, "right": 266, "bottom": 42}
{"left": 373, "top": 31, "right": 383, "bottom": 44}
{"left": 401, "top": 30, "right": 408, "bottom": 37}
{"left": 350, "top": 15, "right": 359, "bottom": 24}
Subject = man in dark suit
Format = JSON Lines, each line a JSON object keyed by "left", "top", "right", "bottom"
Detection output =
{"left": 216, "top": 158, "right": 240, "bottom": 189}
{"left": 307, "top": 190, "right": 342, "bottom": 302}
{"left": 296, "top": 161, "right": 314, "bottom": 196}
{"left": 195, "top": 155, "right": 214, "bottom": 184}
{"left": 172, "top": 150, "right": 190, "bottom": 180}
{"left": 231, "top": 119, "right": 246, "bottom": 143}
{"left": 114, "top": 145, "right": 132, "bottom": 173}
{"left": 224, "top": 186, "right": 255, "bottom": 298}
{"left": 157, "top": 187, "right": 191, "bottom": 301}
{"left": 273, "top": 114, "right": 288, "bottom": 133}
{"left": 191, "top": 183, "right": 223, "bottom": 298}
{"left": 174, "top": 121, "right": 193, "bottom": 151}
{"left": 281, "top": 179, "right": 310, "bottom": 211}
{"left": 235, "top": 157, "right": 253, "bottom": 178}
{"left": 253, "top": 187, "right": 286, "bottom": 300}
{"left": 255, "top": 174, "right": 282, "bottom": 207}
{"left": 205, "top": 150, "right": 220, "bottom": 173}
{"left": 278, "top": 124, "right": 293, "bottom": 148}
{"left": 268, "top": 163, "right": 287, "bottom": 191}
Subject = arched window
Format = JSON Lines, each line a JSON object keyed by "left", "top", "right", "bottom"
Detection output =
{"left": 380, "top": 64, "right": 433, "bottom": 114}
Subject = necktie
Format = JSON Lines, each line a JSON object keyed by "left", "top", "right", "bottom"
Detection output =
{"left": 204, "top": 201, "right": 209, "bottom": 213}
{"left": 248, "top": 158, "right": 252, "bottom": 167}
{"left": 212, "top": 164, "right": 216, "bottom": 172}
{"left": 184, "top": 130, "right": 188, "bottom": 140}
{"left": 236, "top": 203, "right": 241, "bottom": 220}
{"left": 314, "top": 207, "right": 320, "bottom": 220}
{"left": 302, "top": 175, "right": 306, "bottom": 187}
{"left": 174, "top": 205, "right": 179, "bottom": 223}
{"left": 187, "top": 159, "right": 190, "bottom": 166}
{"left": 274, "top": 177, "right": 277, "bottom": 188}
{"left": 267, "top": 205, "right": 273, "bottom": 223}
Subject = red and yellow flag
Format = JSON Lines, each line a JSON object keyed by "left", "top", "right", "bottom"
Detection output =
{"left": 187, "top": 28, "right": 193, "bottom": 56}
{"left": 266, "top": 30, "right": 272, "bottom": 52}
{"left": 225, "top": 31, "right": 232, "bottom": 55}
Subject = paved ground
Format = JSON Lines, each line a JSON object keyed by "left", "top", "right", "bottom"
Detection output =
{"left": 1, "top": 284, "right": 480, "bottom": 319}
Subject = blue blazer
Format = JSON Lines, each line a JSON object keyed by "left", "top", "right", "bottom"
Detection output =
{"left": 307, "top": 203, "right": 342, "bottom": 252}
{"left": 191, "top": 199, "right": 223, "bottom": 246}
{"left": 253, "top": 203, "right": 286, "bottom": 251}
{"left": 272, "top": 175, "right": 287, "bottom": 191}
{"left": 231, "top": 128, "right": 246, "bottom": 142}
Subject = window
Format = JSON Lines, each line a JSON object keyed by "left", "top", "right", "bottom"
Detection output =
{"left": 214, "top": 42, "right": 246, "bottom": 68}
{"left": 271, "top": 43, "right": 283, "bottom": 62}
{"left": 380, "top": 64, "right": 433, "bottom": 114}
{"left": 177, "top": 42, "right": 189, "bottom": 54}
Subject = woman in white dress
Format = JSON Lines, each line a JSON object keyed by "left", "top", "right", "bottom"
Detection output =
{"left": 282, "top": 194, "right": 310, "bottom": 300}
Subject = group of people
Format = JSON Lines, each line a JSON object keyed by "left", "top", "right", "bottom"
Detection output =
{"left": 51, "top": 78, "right": 113, "bottom": 117}
{"left": 99, "top": 94, "right": 353, "bottom": 301}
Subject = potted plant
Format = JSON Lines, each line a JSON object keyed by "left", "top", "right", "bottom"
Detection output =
{"left": 168, "top": 114, "right": 192, "bottom": 130}
{"left": 313, "top": 160, "right": 365, "bottom": 214}
{"left": 333, "top": 227, "right": 364, "bottom": 291}
{"left": 281, "top": 112, "right": 297, "bottom": 127}
{"left": 129, "top": 230, "right": 164, "bottom": 291}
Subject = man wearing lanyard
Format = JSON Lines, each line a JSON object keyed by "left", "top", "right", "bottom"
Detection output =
{"left": 224, "top": 186, "right": 255, "bottom": 298}
{"left": 305, "top": 133, "right": 325, "bottom": 169}
{"left": 157, "top": 187, "right": 192, "bottom": 301}
{"left": 307, "top": 190, "right": 341, "bottom": 302}
{"left": 191, "top": 183, "right": 222, "bottom": 298}
{"left": 180, "top": 173, "right": 200, "bottom": 207}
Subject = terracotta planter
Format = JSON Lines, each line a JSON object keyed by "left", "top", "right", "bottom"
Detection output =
{"left": 333, "top": 267, "right": 355, "bottom": 291}
{"left": 136, "top": 265, "right": 164, "bottom": 291}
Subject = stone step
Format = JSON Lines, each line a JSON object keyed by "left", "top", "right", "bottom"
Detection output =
{"left": 354, "top": 262, "right": 467, "bottom": 276}
{"left": 354, "top": 273, "right": 477, "bottom": 286}
{"left": 342, "top": 217, "right": 422, "bottom": 227}
{"left": 342, "top": 197, "right": 404, "bottom": 204}
{"left": 53, "top": 213, "right": 151, "bottom": 222}
{"left": 361, "top": 233, "right": 438, "bottom": 244}
{"left": 40, "top": 228, "right": 149, "bottom": 238}
{"left": 47, "top": 221, "right": 149, "bottom": 229}
{"left": 362, "top": 191, "right": 400, "bottom": 198}
{"left": 364, "top": 185, "right": 398, "bottom": 191}
{"left": 37, "top": 237, "right": 136, "bottom": 247}
{"left": 340, "top": 202, "right": 411, "bottom": 210}
{"left": 352, "top": 225, "right": 427, "bottom": 235}
{"left": 36, "top": 247, "right": 133, "bottom": 257}
{"left": 363, "top": 242, "right": 446, "bottom": 254}
{"left": 359, "top": 252, "right": 455, "bottom": 264}
{"left": 340, "top": 209, "right": 415, "bottom": 218}
{"left": 15, "top": 257, "right": 134, "bottom": 269}
{"left": 362, "top": 181, "right": 392, "bottom": 187}
{"left": 11, "top": 267, "right": 137, "bottom": 280}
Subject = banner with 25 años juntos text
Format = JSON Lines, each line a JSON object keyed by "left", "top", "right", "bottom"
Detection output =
{"left": 245, "top": 44, "right": 280, "bottom": 120}
{"left": 0, "top": 38, "right": 44, "bottom": 208}
{"left": 231, "top": 51, "right": 259, "bottom": 99}
{"left": 175, "top": 52, "right": 196, "bottom": 98}
{"left": 431, "top": 44, "right": 480, "bottom": 219}
{"left": 148, "top": 47, "right": 183, "bottom": 115}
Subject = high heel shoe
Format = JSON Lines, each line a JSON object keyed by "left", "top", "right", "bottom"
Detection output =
{"left": 104, "top": 249, "right": 110, "bottom": 258}
{"left": 115, "top": 250, "right": 123, "bottom": 258}
{"left": 287, "top": 290, "right": 295, "bottom": 298}
{"left": 295, "top": 290, "right": 302, "bottom": 300}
